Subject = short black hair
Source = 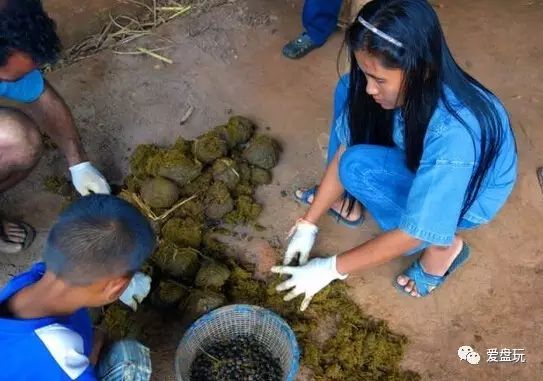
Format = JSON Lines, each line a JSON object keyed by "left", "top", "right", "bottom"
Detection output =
{"left": 43, "top": 195, "right": 156, "bottom": 285}
{"left": 0, "top": 0, "right": 61, "bottom": 66}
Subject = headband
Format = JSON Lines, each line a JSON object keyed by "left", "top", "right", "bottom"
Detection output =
{"left": 358, "top": 16, "right": 404, "bottom": 48}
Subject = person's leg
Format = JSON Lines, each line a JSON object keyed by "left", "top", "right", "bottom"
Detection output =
{"left": 96, "top": 339, "right": 152, "bottom": 381}
{"left": 338, "top": 144, "right": 470, "bottom": 296}
{"left": 0, "top": 108, "right": 42, "bottom": 254}
{"left": 0, "top": 108, "right": 43, "bottom": 190}
{"left": 302, "top": 0, "right": 344, "bottom": 45}
{"left": 397, "top": 236, "right": 464, "bottom": 297}
{"left": 338, "top": 144, "right": 415, "bottom": 231}
{"left": 283, "top": 0, "right": 343, "bottom": 59}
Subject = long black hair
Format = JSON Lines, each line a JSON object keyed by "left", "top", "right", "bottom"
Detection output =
{"left": 0, "top": 0, "right": 61, "bottom": 66}
{"left": 343, "top": 0, "right": 512, "bottom": 219}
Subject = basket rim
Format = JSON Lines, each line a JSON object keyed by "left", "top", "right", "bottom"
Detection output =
{"left": 174, "top": 303, "right": 300, "bottom": 381}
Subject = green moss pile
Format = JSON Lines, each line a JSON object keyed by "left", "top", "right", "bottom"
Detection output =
{"left": 91, "top": 115, "right": 418, "bottom": 380}
{"left": 152, "top": 242, "right": 200, "bottom": 281}
{"left": 151, "top": 280, "right": 187, "bottom": 308}
{"left": 204, "top": 181, "right": 234, "bottom": 219}
{"left": 161, "top": 217, "right": 202, "bottom": 248}
{"left": 213, "top": 116, "right": 255, "bottom": 148}
{"left": 243, "top": 135, "right": 281, "bottom": 169}
{"left": 140, "top": 177, "right": 180, "bottom": 209}
{"left": 147, "top": 148, "right": 203, "bottom": 187}
{"left": 195, "top": 260, "right": 231, "bottom": 289}
{"left": 130, "top": 144, "right": 159, "bottom": 178}
{"left": 100, "top": 303, "right": 146, "bottom": 341}
{"left": 225, "top": 195, "right": 262, "bottom": 224}
{"left": 250, "top": 167, "right": 272, "bottom": 185}
{"left": 43, "top": 175, "right": 78, "bottom": 200}
{"left": 182, "top": 289, "right": 226, "bottom": 322}
{"left": 96, "top": 115, "right": 280, "bottom": 336}
{"left": 227, "top": 265, "right": 420, "bottom": 381}
{"left": 192, "top": 132, "right": 228, "bottom": 164}
{"left": 212, "top": 158, "right": 240, "bottom": 190}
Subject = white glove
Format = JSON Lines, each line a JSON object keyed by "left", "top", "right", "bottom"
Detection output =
{"left": 271, "top": 255, "right": 348, "bottom": 311}
{"left": 284, "top": 218, "right": 318, "bottom": 266}
{"left": 69, "top": 161, "right": 111, "bottom": 196}
{"left": 119, "top": 272, "right": 152, "bottom": 311}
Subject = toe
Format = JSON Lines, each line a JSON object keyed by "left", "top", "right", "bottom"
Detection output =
{"left": 404, "top": 279, "right": 416, "bottom": 293}
{"left": 397, "top": 275, "right": 409, "bottom": 286}
{"left": 0, "top": 240, "right": 23, "bottom": 254}
{"left": 4, "top": 224, "right": 27, "bottom": 243}
{"left": 6, "top": 233, "right": 26, "bottom": 243}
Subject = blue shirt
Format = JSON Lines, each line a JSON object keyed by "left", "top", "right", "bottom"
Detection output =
{"left": 0, "top": 69, "right": 45, "bottom": 103}
{"left": 0, "top": 263, "right": 97, "bottom": 381}
{"left": 332, "top": 75, "right": 517, "bottom": 245}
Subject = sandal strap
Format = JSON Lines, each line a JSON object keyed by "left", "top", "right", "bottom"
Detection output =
{"left": 295, "top": 187, "right": 317, "bottom": 204}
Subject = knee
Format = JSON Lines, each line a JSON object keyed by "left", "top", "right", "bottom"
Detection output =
{"left": 0, "top": 109, "right": 43, "bottom": 168}
{"left": 338, "top": 145, "right": 372, "bottom": 190}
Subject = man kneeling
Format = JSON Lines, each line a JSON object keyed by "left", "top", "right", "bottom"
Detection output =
{"left": 0, "top": 194, "right": 156, "bottom": 380}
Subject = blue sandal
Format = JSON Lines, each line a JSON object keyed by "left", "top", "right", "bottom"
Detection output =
{"left": 294, "top": 187, "right": 365, "bottom": 228}
{"left": 282, "top": 32, "right": 320, "bottom": 59}
{"left": 394, "top": 243, "right": 471, "bottom": 297}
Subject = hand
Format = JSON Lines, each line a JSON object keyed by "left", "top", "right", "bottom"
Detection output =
{"left": 271, "top": 256, "right": 348, "bottom": 311}
{"left": 119, "top": 272, "right": 151, "bottom": 311}
{"left": 284, "top": 218, "right": 318, "bottom": 266}
{"left": 69, "top": 161, "right": 111, "bottom": 196}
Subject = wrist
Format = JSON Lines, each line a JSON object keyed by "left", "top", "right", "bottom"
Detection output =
{"left": 332, "top": 255, "right": 349, "bottom": 280}
{"left": 69, "top": 161, "right": 91, "bottom": 171}
{"left": 66, "top": 146, "right": 87, "bottom": 167}
{"left": 302, "top": 212, "right": 319, "bottom": 225}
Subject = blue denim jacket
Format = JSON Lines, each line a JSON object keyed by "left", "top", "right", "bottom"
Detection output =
{"left": 332, "top": 75, "right": 517, "bottom": 245}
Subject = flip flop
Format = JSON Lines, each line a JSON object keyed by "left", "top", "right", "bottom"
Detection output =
{"left": 294, "top": 187, "right": 364, "bottom": 228}
{"left": 394, "top": 242, "right": 471, "bottom": 297}
{"left": 0, "top": 220, "right": 36, "bottom": 252}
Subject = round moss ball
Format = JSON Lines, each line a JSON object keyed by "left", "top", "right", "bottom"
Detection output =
{"left": 140, "top": 177, "right": 180, "bottom": 208}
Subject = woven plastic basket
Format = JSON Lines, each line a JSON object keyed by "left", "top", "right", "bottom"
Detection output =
{"left": 175, "top": 304, "right": 300, "bottom": 381}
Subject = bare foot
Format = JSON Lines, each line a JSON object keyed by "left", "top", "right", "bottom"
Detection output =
{"left": 396, "top": 236, "right": 464, "bottom": 297}
{"left": 0, "top": 221, "right": 29, "bottom": 254}
{"left": 295, "top": 188, "right": 362, "bottom": 222}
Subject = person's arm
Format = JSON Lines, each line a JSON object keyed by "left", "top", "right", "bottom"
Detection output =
{"left": 303, "top": 147, "right": 345, "bottom": 224}
{"left": 89, "top": 328, "right": 107, "bottom": 366}
{"left": 273, "top": 230, "right": 421, "bottom": 311}
{"left": 21, "top": 80, "right": 85, "bottom": 166}
{"left": 20, "top": 80, "right": 110, "bottom": 195}
{"left": 336, "top": 229, "right": 421, "bottom": 274}
{"left": 283, "top": 148, "right": 346, "bottom": 265}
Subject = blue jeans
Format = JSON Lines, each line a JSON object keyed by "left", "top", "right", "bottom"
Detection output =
{"left": 328, "top": 132, "right": 478, "bottom": 254}
{"left": 97, "top": 340, "right": 152, "bottom": 381}
{"left": 303, "top": 0, "right": 343, "bottom": 45}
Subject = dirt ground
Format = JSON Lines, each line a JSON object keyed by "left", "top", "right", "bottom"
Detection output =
{"left": 1, "top": 0, "right": 542, "bottom": 380}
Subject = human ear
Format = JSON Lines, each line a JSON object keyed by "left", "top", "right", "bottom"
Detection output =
{"left": 103, "top": 276, "right": 131, "bottom": 303}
